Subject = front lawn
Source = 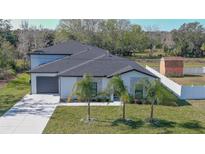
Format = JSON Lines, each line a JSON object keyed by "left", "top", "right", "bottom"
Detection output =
{"left": 43, "top": 101, "right": 205, "bottom": 134}
{"left": 0, "top": 73, "right": 30, "bottom": 116}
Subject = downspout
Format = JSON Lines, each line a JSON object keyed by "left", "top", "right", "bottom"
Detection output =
{"left": 28, "top": 54, "right": 32, "bottom": 94}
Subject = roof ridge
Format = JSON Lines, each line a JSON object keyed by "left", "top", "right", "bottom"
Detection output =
{"left": 58, "top": 54, "right": 106, "bottom": 76}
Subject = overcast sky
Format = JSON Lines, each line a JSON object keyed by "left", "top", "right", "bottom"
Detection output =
{"left": 10, "top": 19, "right": 205, "bottom": 31}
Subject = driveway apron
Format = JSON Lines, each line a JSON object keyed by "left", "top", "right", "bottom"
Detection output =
{"left": 0, "top": 94, "right": 59, "bottom": 134}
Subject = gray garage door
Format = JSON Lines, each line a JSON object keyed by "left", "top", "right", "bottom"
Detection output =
{"left": 37, "top": 77, "right": 59, "bottom": 94}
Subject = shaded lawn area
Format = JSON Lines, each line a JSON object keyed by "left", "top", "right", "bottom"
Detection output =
{"left": 43, "top": 101, "right": 205, "bottom": 134}
{"left": 0, "top": 73, "right": 30, "bottom": 116}
{"left": 170, "top": 75, "right": 205, "bottom": 85}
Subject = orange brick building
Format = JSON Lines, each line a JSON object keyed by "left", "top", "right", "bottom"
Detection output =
{"left": 160, "top": 57, "right": 184, "bottom": 77}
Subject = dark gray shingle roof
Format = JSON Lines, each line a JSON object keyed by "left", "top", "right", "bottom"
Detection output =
{"left": 30, "top": 40, "right": 89, "bottom": 55}
{"left": 30, "top": 40, "right": 157, "bottom": 78}
{"left": 30, "top": 46, "right": 107, "bottom": 73}
{"left": 59, "top": 54, "right": 157, "bottom": 78}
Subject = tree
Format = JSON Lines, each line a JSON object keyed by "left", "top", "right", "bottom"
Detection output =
{"left": 0, "top": 20, "right": 17, "bottom": 46}
{"left": 120, "top": 91, "right": 130, "bottom": 119}
{"left": 0, "top": 37, "right": 15, "bottom": 68}
{"left": 16, "top": 20, "right": 54, "bottom": 58}
{"left": 145, "top": 26, "right": 161, "bottom": 57}
{"left": 146, "top": 80, "right": 162, "bottom": 122}
{"left": 72, "top": 74, "right": 93, "bottom": 122}
{"left": 200, "top": 43, "right": 205, "bottom": 56}
{"left": 54, "top": 19, "right": 149, "bottom": 56}
{"left": 123, "top": 25, "right": 148, "bottom": 55}
{"left": 135, "top": 78, "right": 162, "bottom": 122}
{"left": 107, "top": 75, "right": 128, "bottom": 119}
{"left": 172, "top": 22, "right": 205, "bottom": 57}
{"left": 55, "top": 19, "right": 103, "bottom": 44}
{"left": 0, "top": 36, "right": 16, "bottom": 80}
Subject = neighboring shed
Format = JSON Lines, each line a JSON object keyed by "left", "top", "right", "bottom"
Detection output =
{"left": 160, "top": 57, "right": 184, "bottom": 77}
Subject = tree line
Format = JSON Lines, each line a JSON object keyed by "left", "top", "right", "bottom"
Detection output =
{"left": 55, "top": 20, "right": 205, "bottom": 57}
{"left": 0, "top": 20, "right": 54, "bottom": 79}
{"left": 1, "top": 19, "right": 205, "bottom": 79}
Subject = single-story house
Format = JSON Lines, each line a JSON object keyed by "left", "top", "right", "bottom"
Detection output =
{"left": 29, "top": 40, "right": 157, "bottom": 100}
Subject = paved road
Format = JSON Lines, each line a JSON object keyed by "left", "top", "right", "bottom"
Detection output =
{"left": 0, "top": 94, "right": 59, "bottom": 134}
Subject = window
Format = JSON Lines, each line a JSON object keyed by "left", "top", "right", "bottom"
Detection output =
{"left": 135, "top": 89, "right": 143, "bottom": 99}
{"left": 91, "top": 82, "right": 97, "bottom": 97}
{"left": 113, "top": 92, "right": 120, "bottom": 101}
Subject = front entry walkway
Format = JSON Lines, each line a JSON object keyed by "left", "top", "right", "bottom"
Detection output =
{"left": 0, "top": 94, "right": 59, "bottom": 134}
{"left": 59, "top": 101, "right": 122, "bottom": 106}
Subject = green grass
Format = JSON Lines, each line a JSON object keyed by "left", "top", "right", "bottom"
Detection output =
{"left": 0, "top": 73, "right": 30, "bottom": 116}
{"left": 44, "top": 80, "right": 190, "bottom": 134}
{"left": 170, "top": 75, "right": 205, "bottom": 85}
{"left": 43, "top": 101, "right": 205, "bottom": 134}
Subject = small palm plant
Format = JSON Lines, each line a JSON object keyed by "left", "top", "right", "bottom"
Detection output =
{"left": 120, "top": 91, "right": 130, "bottom": 119}
{"left": 107, "top": 75, "right": 129, "bottom": 119}
{"left": 72, "top": 73, "right": 93, "bottom": 122}
{"left": 146, "top": 80, "right": 162, "bottom": 122}
{"left": 135, "top": 78, "right": 162, "bottom": 122}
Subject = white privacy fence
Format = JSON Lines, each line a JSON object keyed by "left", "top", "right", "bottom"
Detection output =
{"left": 146, "top": 66, "right": 205, "bottom": 100}
{"left": 146, "top": 66, "right": 182, "bottom": 97}
{"left": 152, "top": 67, "right": 205, "bottom": 75}
{"left": 183, "top": 67, "right": 205, "bottom": 75}
{"left": 181, "top": 86, "right": 205, "bottom": 99}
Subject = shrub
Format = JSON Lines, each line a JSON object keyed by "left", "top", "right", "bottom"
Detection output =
{"left": 128, "top": 94, "right": 134, "bottom": 104}
{"left": 92, "top": 95, "right": 111, "bottom": 102}
{"left": 0, "top": 67, "right": 16, "bottom": 80}
{"left": 90, "top": 91, "right": 111, "bottom": 102}
{"left": 135, "top": 78, "right": 180, "bottom": 106}
{"left": 13, "top": 59, "right": 29, "bottom": 73}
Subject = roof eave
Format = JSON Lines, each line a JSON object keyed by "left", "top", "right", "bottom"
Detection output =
{"left": 28, "top": 53, "right": 72, "bottom": 56}
{"left": 107, "top": 69, "right": 158, "bottom": 79}
{"left": 29, "top": 71, "right": 59, "bottom": 73}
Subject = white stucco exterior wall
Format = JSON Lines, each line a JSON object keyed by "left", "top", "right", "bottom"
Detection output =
{"left": 120, "top": 71, "right": 155, "bottom": 95}
{"left": 60, "top": 77, "right": 109, "bottom": 99}
{"left": 59, "top": 71, "right": 155, "bottom": 99}
{"left": 30, "top": 70, "right": 155, "bottom": 99}
{"left": 60, "top": 77, "right": 78, "bottom": 99}
{"left": 102, "top": 78, "right": 109, "bottom": 90}
{"left": 31, "top": 73, "right": 58, "bottom": 94}
{"left": 30, "top": 55, "right": 66, "bottom": 69}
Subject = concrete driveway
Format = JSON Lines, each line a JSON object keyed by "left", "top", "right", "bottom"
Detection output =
{"left": 0, "top": 94, "right": 59, "bottom": 134}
